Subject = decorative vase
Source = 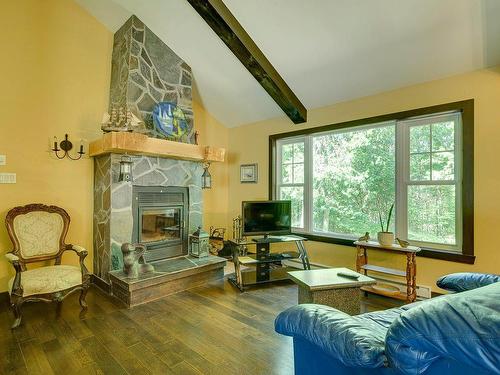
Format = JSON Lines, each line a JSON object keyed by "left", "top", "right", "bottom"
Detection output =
{"left": 377, "top": 232, "right": 395, "bottom": 247}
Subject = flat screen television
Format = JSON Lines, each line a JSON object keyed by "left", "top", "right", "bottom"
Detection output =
{"left": 242, "top": 200, "right": 292, "bottom": 236}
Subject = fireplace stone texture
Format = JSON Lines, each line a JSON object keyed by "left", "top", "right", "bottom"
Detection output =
{"left": 93, "top": 154, "right": 203, "bottom": 284}
{"left": 109, "top": 15, "right": 194, "bottom": 143}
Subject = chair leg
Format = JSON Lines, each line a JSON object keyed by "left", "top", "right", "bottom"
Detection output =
{"left": 79, "top": 287, "right": 88, "bottom": 311}
{"left": 55, "top": 300, "right": 63, "bottom": 319}
{"left": 11, "top": 302, "right": 22, "bottom": 329}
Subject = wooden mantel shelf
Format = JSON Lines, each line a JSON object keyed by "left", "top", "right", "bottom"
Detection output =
{"left": 89, "top": 132, "right": 225, "bottom": 162}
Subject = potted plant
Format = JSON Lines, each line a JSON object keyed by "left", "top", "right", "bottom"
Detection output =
{"left": 377, "top": 203, "right": 394, "bottom": 246}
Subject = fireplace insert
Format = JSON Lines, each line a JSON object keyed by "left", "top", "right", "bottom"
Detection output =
{"left": 132, "top": 186, "right": 189, "bottom": 261}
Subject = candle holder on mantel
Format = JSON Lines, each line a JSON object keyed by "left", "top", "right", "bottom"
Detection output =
{"left": 52, "top": 134, "right": 85, "bottom": 160}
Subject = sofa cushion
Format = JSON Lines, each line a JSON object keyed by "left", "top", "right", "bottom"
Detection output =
{"left": 386, "top": 282, "right": 500, "bottom": 375}
{"left": 8, "top": 265, "right": 82, "bottom": 296}
{"left": 436, "top": 272, "right": 500, "bottom": 293}
{"left": 275, "top": 302, "right": 420, "bottom": 368}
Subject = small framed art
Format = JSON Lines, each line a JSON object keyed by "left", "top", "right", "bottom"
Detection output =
{"left": 240, "top": 163, "right": 258, "bottom": 183}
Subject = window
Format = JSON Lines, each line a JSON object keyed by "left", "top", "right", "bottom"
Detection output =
{"left": 398, "top": 114, "right": 461, "bottom": 251}
{"left": 270, "top": 101, "right": 474, "bottom": 263}
{"left": 277, "top": 140, "right": 305, "bottom": 228}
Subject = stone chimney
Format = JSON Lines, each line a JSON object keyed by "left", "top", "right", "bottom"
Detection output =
{"left": 109, "top": 15, "right": 195, "bottom": 143}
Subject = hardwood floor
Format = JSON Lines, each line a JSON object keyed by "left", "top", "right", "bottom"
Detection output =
{"left": 0, "top": 277, "right": 400, "bottom": 375}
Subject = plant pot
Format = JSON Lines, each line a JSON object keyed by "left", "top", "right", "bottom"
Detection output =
{"left": 377, "top": 232, "right": 395, "bottom": 246}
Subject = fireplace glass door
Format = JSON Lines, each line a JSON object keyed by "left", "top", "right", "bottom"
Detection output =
{"left": 140, "top": 206, "right": 182, "bottom": 244}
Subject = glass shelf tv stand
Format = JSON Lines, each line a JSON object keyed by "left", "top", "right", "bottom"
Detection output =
{"left": 228, "top": 235, "right": 311, "bottom": 291}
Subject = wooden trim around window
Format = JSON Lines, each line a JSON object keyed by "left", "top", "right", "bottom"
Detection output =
{"left": 269, "top": 99, "right": 475, "bottom": 264}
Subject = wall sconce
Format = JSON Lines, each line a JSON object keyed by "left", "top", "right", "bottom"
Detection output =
{"left": 201, "top": 161, "right": 211, "bottom": 189}
{"left": 52, "top": 134, "right": 85, "bottom": 160}
{"left": 118, "top": 154, "right": 133, "bottom": 182}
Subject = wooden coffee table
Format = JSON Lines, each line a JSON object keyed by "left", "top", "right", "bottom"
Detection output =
{"left": 288, "top": 267, "right": 376, "bottom": 315}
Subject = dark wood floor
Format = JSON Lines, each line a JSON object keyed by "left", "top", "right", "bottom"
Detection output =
{"left": 0, "top": 277, "right": 400, "bottom": 375}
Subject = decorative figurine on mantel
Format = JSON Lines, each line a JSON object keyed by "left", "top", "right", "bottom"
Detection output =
{"left": 189, "top": 227, "right": 210, "bottom": 258}
{"left": 101, "top": 106, "right": 144, "bottom": 133}
{"left": 358, "top": 232, "right": 370, "bottom": 242}
{"left": 121, "top": 243, "right": 154, "bottom": 278}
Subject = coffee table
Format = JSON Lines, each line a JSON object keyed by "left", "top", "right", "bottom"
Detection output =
{"left": 288, "top": 267, "right": 376, "bottom": 315}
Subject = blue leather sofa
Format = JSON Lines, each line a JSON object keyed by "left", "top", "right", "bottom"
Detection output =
{"left": 275, "top": 273, "right": 500, "bottom": 374}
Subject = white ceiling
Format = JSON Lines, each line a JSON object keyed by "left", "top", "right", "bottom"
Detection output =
{"left": 76, "top": 0, "right": 500, "bottom": 128}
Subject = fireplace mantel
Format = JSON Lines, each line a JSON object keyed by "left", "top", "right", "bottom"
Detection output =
{"left": 89, "top": 132, "right": 225, "bottom": 162}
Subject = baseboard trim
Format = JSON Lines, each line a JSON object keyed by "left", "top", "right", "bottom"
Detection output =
{"left": 91, "top": 274, "right": 111, "bottom": 294}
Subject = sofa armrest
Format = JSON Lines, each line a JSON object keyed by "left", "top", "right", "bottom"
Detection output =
{"left": 386, "top": 282, "right": 500, "bottom": 375}
{"left": 437, "top": 272, "right": 500, "bottom": 292}
{"left": 275, "top": 304, "right": 387, "bottom": 368}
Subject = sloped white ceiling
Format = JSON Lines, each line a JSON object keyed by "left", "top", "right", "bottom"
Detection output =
{"left": 76, "top": 0, "right": 500, "bottom": 128}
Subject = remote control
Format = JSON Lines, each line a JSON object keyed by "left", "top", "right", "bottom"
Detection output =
{"left": 337, "top": 272, "right": 360, "bottom": 280}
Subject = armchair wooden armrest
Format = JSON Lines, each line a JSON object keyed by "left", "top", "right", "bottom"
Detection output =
{"left": 5, "top": 253, "right": 23, "bottom": 296}
{"left": 64, "top": 244, "right": 90, "bottom": 282}
{"left": 65, "top": 244, "right": 88, "bottom": 257}
{"left": 5, "top": 253, "right": 20, "bottom": 263}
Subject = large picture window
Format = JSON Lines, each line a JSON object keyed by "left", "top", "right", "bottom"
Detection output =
{"left": 270, "top": 101, "right": 474, "bottom": 263}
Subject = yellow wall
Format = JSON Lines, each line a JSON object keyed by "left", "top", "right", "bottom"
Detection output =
{"left": 193, "top": 100, "right": 230, "bottom": 231}
{"left": 227, "top": 66, "right": 500, "bottom": 292}
{"left": 0, "top": 0, "right": 230, "bottom": 293}
{"left": 0, "top": 0, "right": 112, "bottom": 292}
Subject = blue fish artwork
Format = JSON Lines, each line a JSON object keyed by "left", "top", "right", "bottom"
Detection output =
{"left": 152, "top": 102, "right": 188, "bottom": 140}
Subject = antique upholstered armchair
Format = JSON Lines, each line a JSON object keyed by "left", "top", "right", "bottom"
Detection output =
{"left": 4, "top": 204, "right": 90, "bottom": 328}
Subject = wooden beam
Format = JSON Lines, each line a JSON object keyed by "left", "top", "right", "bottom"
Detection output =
{"left": 187, "top": 0, "right": 307, "bottom": 124}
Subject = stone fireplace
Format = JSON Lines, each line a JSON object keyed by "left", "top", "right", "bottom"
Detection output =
{"left": 90, "top": 15, "right": 226, "bottom": 305}
{"left": 93, "top": 154, "right": 203, "bottom": 285}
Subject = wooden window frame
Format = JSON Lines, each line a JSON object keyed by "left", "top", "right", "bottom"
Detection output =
{"left": 269, "top": 100, "right": 475, "bottom": 264}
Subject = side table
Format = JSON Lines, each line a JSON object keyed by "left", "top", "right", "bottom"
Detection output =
{"left": 354, "top": 241, "right": 420, "bottom": 302}
{"left": 288, "top": 267, "right": 376, "bottom": 315}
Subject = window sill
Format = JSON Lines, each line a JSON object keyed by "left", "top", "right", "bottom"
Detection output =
{"left": 294, "top": 232, "right": 476, "bottom": 264}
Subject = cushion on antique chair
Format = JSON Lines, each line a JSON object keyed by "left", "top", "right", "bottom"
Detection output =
{"left": 13, "top": 211, "right": 64, "bottom": 259}
{"left": 8, "top": 265, "right": 82, "bottom": 296}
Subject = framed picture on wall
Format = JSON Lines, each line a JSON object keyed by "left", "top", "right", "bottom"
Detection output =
{"left": 240, "top": 163, "right": 258, "bottom": 183}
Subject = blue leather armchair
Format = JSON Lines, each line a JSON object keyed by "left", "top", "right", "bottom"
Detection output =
{"left": 275, "top": 273, "right": 500, "bottom": 374}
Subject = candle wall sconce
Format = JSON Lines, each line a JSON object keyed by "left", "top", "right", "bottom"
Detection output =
{"left": 52, "top": 134, "right": 85, "bottom": 160}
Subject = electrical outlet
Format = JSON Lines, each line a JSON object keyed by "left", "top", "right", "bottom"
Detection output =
{"left": 0, "top": 173, "right": 16, "bottom": 184}
{"left": 0, "top": 155, "right": 6, "bottom": 165}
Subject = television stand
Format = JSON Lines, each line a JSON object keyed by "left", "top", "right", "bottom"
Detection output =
{"left": 228, "top": 235, "right": 311, "bottom": 291}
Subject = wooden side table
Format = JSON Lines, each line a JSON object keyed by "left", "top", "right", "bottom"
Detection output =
{"left": 354, "top": 241, "right": 420, "bottom": 303}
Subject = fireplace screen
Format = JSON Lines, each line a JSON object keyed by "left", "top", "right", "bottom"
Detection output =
{"left": 140, "top": 207, "right": 182, "bottom": 243}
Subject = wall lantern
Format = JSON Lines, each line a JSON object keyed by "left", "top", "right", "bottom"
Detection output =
{"left": 189, "top": 226, "right": 210, "bottom": 258}
{"left": 52, "top": 134, "right": 85, "bottom": 160}
{"left": 202, "top": 161, "right": 211, "bottom": 189}
{"left": 118, "top": 154, "right": 133, "bottom": 182}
